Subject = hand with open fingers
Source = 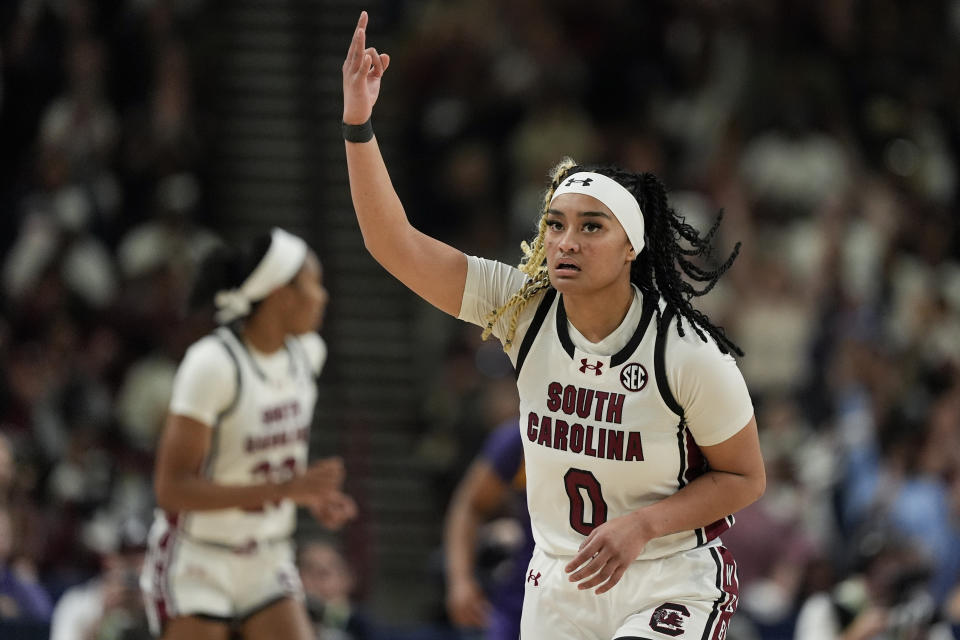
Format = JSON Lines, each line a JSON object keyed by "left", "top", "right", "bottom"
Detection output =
{"left": 308, "top": 489, "right": 358, "bottom": 530}
{"left": 564, "top": 511, "right": 651, "bottom": 595}
{"left": 285, "top": 456, "right": 345, "bottom": 504}
{"left": 342, "top": 10, "right": 391, "bottom": 125}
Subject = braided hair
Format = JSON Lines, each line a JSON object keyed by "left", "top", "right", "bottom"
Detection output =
{"left": 483, "top": 159, "right": 743, "bottom": 356}
{"left": 481, "top": 157, "right": 576, "bottom": 348}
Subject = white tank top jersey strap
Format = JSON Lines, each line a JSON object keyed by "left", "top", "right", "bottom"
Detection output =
{"left": 458, "top": 256, "right": 754, "bottom": 559}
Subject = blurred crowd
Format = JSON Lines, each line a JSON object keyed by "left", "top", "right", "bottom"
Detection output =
{"left": 0, "top": 0, "right": 215, "bottom": 637}
{"left": 1, "top": 0, "right": 960, "bottom": 639}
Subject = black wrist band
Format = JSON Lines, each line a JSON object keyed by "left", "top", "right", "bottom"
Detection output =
{"left": 342, "top": 118, "right": 374, "bottom": 143}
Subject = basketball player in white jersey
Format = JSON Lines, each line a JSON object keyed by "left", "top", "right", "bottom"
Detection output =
{"left": 140, "top": 228, "right": 357, "bottom": 640}
{"left": 341, "top": 12, "right": 764, "bottom": 639}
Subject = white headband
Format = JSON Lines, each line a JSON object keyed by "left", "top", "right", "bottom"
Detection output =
{"left": 214, "top": 228, "right": 308, "bottom": 324}
{"left": 550, "top": 172, "right": 645, "bottom": 253}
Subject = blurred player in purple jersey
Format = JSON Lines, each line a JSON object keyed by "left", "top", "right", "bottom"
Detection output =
{"left": 445, "top": 420, "right": 533, "bottom": 640}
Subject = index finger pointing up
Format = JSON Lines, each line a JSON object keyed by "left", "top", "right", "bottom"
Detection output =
{"left": 347, "top": 12, "right": 368, "bottom": 70}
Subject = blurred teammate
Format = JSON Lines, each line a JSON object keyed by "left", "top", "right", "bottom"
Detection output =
{"left": 140, "top": 228, "right": 356, "bottom": 640}
{"left": 444, "top": 420, "right": 532, "bottom": 640}
{"left": 342, "top": 12, "right": 764, "bottom": 639}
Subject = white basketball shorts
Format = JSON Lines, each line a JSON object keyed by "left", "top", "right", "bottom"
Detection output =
{"left": 520, "top": 542, "right": 738, "bottom": 640}
{"left": 140, "top": 520, "right": 302, "bottom": 636}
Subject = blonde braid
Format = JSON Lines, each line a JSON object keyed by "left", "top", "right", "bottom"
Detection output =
{"left": 481, "top": 157, "right": 577, "bottom": 349}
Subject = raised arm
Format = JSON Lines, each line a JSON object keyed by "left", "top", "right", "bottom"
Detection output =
{"left": 342, "top": 11, "right": 467, "bottom": 316}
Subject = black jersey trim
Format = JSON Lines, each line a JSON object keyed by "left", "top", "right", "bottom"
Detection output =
{"left": 693, "top": 503, "right": 706, "bottom": 546}
{"left": 286, "top": 335, "right": 314, "bottom": 382}
{"left": 207, "top": 330, "right": 244, "bottom": 481}
{"left": 675, "top": 420, "right": 705, "bottom": 546}
{"left": 556, "top": 291, "right": 657, "bottom": 366}
{"left": 675, "top": 422, "right": 688, "bottom": 489}
{"left": 610, "top": 293, "right": 658, "bottom": 367}
{"left": 555, "top": 294, "right": 576, "bottom": 359}
{"left": 213, "top": 329, "right": 243, "bottom": 423}
{"left": 515, "top": 288, "right": 557, "bottom": 378}
{"left": 701, "top": 547, "right": 725, "bottom": 640}
{"left": 228, "top": 325, "right": 268, "bottom": 382}
{"left": 654, "top": 307, "right": 684, "bottom": 417}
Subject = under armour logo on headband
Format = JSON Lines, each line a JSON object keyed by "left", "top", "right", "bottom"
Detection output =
{"left": 551, "top": 171, "right": 645, "bottom": 253}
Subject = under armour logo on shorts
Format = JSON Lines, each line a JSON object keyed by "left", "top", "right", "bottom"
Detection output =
{"left": 527, "top": 570, "right": 541, "bottom": 586}
{"left": 564, "top": 177, "right": 593, "bottom": 187}
{"left": 579, "top": 359, "right": 603, "bottom": 375}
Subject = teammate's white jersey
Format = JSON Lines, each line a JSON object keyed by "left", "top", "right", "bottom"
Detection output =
{"left": 150, "top": 327, "right": 324, "bottom": 547}
{"left": 459, "top": 256, "right": 753, "bottom": 560}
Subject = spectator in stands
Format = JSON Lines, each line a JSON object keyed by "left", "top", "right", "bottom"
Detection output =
{"left": 49, "top": 517, "right": 150, "bottom": 640}
{"left": 0, "top": 432, "right": 48, "bottom": 594}
{"left": 299, "top": 539, "right": 374, "bottom": 640}
{"left": 794, "top": 532, "right": 953, "bottom": 640}
{"left": 0, "top": 503, "right": 53, "bottom": 623}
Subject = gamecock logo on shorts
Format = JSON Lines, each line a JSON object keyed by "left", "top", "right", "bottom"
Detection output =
{"left": 650, "top": 602, "right": 690, "bottom": 637}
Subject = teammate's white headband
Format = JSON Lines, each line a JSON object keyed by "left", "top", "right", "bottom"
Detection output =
{"left": 214, "top": 227, "right": 307, "bottom": 324}
{"left": 550, "top": 172, "right": 645, "bottom": 253}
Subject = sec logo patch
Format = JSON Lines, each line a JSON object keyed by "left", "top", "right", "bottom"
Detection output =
{"left": 620, "top": 363, "right": 648, "bottom": 392}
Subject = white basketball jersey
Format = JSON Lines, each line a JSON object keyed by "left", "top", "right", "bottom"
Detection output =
{"left": 515, "top": 289, "right": 733, "bottom": 560}
{"left": 172, "top": 327, "right": 319, "bottom": 546}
